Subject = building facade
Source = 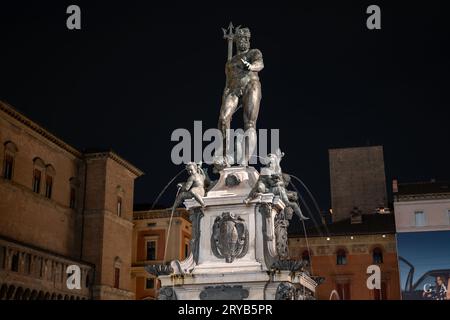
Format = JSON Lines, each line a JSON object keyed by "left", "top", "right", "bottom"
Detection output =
{"left": 329, "top": 146, "right": 388, "bottom": 222}
{"left": 393, "top": 180, "right": 450, "bottom": 233}
{"left": 0, "top": 101, "right": 143, "bottom": 300}
{"left": 132, "top": 207, "right": 191, "bottom": 300}
{"left": 289, "top": 213, "right": 400, "bottom": 300}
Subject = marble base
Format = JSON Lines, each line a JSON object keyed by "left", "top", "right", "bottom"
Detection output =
{"left": 156, "top": 166, "right": 318, "bottom": 300}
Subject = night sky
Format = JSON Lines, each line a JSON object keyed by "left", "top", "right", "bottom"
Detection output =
{"left": 1, "top": 1, "right": 449, "bottom": 214}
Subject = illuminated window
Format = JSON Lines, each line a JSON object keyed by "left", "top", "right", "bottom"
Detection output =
{"left": 372, "top": 248, "right": 383, "bottom": 264}
{"left": 336, "top": 249, "right": 347, "bottom": 265}
{"left": 414, "top": 211, "right": 425, "bottom": 227}
{"left": 145, "top": 278, "right": 155, "bottom": 289}
{"left": 32, "top": 169, "right": 41, "bottom": 193}
{"left": 146, "top": 240, "right": 157, "bottom": 260}
{"left": 117, "top": 197, "right": 122, "bottom": 217}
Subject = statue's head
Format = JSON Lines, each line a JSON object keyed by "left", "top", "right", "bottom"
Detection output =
{"left": 235, "top": 27, "right": 251, "bottom": 52}
{"left": 266, "top": 149, "right": 284, "bottom": 174}
{"left": 186, "top": 162, "right": 197, "bottom": 175}
{"left": 266, "top": 154, "right": 278, "bottom": 170}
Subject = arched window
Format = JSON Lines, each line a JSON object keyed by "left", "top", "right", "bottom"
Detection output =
{"left": 114, "top": 257, "right": 122, "bottom": 289}
{"left": 3, "top": 141, "right": 18, "bottom": 180}
{"left": 14, "top": 287, "right": 24, "bottom": 300}
{"left": 336, "top": 249, "right": 347, "bottom": 265}
{"left": 32, "top": 158, "right": 45, "bottom": 194}
{"left": 116, "top": 185, "right": 124, "bottom": 217}
{"left": 372, "top": 247, "right": 383, "bottom": 264}
{"left": 302, "top": 250, "right": 311, "bottom": 264}
{"left": 45, "top": 165, "right": 55, "bottom": 199}
{"left": 117, "top": 197, "right": 122, "bottom": 217}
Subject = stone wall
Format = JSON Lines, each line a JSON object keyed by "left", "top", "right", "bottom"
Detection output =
{"left": 329, "top": 146, "right": 388, "bottom": 222}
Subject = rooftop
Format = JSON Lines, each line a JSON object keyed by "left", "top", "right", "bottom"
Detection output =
{"left": 288, "top": 213, "right": 396, "bottom": 238}
{"left": 133, "top": 205, "right": 190, "bottom": 221}
{"left": 0, "top": 100, "right": 143, "bottom": 177}
{"left": 395, "top": 180, "right": 450, "bottom": 196}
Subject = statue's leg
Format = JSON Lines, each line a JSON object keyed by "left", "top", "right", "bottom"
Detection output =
{"left": 290, "top": 201, "right": 309, "bottom": 220}
{"left": 243, "top": 81, "right": 262, "bottom": 165}
{"left": 192, "top": 192, "right": 206, "bottom": 208}
{"left": 173, "top": 192, "right": 188, "bottom": 209}
{"left": 218, "top": 92, "right": 239, "bottom": 164}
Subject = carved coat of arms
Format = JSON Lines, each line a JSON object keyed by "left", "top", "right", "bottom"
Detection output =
{"left": 211, "top": 212, "right": 248, "bottom": 263}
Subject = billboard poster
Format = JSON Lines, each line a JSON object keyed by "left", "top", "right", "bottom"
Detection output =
{"left": 397, "top": 231, "right": 450, "bottom": 300}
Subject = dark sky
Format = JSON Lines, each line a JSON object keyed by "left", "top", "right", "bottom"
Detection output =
{"left": 1, "top": 1, "right": 449, "bottom": 213}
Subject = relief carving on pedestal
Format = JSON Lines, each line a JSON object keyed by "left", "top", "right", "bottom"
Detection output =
{"left": 211, "top": 212, "right": 249, "bottom": 263}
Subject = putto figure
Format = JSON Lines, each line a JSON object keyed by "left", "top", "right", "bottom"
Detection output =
{"left": 244, "top": 150, "right": 309, "bottom": 221}
{"left": 218, "top": 24, "right": 264, "bottom": 167}
{"left": 173, "top": 162, "right": 206, "bottom": 208}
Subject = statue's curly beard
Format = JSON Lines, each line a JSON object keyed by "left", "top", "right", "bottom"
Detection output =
{"left": 238, "top": 42, "right": 250, "bottom": 52}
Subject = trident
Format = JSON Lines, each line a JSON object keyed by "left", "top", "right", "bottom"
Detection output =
{"left": 222, "top": 22, "right": 240, "bottom": 61}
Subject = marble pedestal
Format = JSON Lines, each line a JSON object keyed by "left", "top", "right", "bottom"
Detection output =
{"left": 156, "top": 166, "right": 318, "bottom": 300}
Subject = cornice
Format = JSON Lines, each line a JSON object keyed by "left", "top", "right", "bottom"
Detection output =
{"left": 0, "top": 101, "right": 82, "bottom": 158}
{"left": 84, "top": 151, "right": 144, "bottom": 177}
{"left": 395, "top": 193, "right": 450, "bottom": 202}
{"left": 1, "top": 101, "right": 144, "bottom": 177}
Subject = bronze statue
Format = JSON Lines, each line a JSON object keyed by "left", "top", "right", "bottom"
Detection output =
{"left": 218, "top": 24, "right": 264, "bottom": 166}
{"left": 173, "top": 162, "right": 206, "bottom": 208}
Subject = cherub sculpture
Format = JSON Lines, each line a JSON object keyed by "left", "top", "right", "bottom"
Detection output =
{"left": 173, "top": 162, "right": 206, "bottom": 208}
{"left": 244, "top": 150, "right": 308, "bottom": 220}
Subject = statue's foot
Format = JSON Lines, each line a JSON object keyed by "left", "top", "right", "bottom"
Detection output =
{"left": 297, "top": 213, "right": 309, "bottom": 221}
